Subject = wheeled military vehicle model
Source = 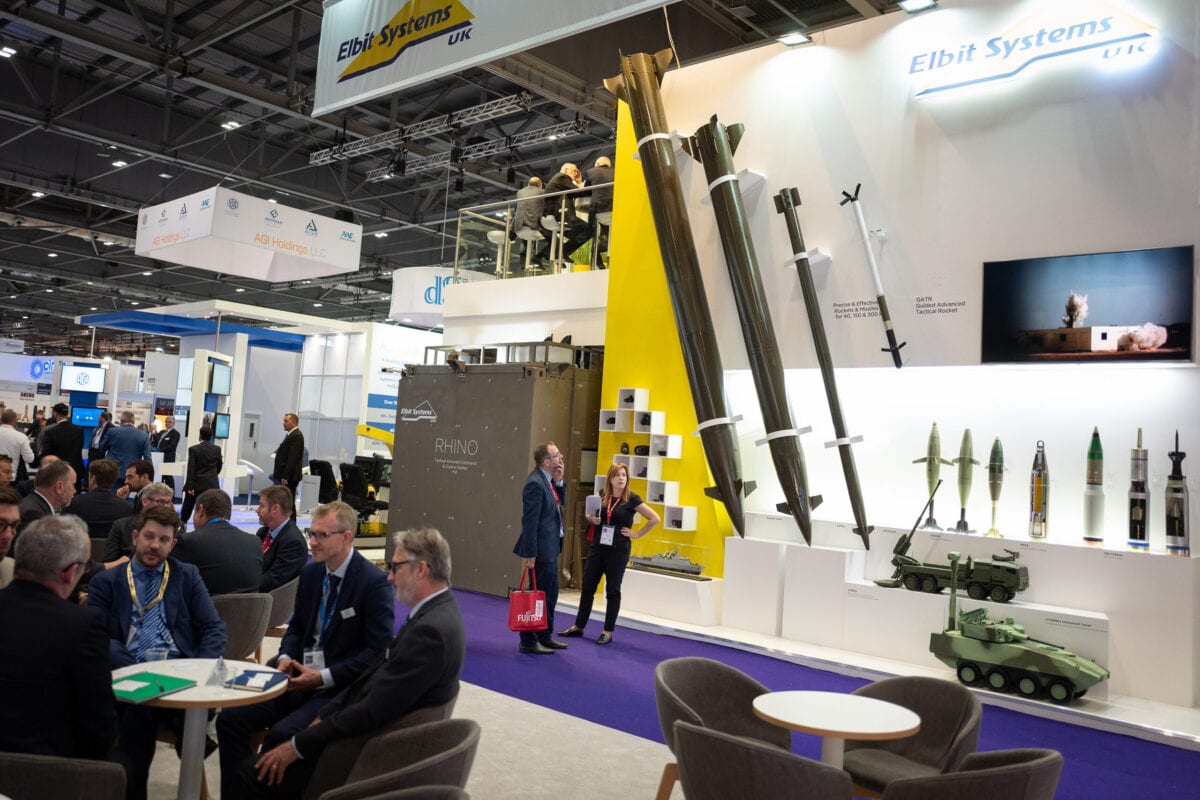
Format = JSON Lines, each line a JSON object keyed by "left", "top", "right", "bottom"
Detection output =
{"left": 929, "top": 552, "right": 1109, "bottom": 704}
{"left": 875, "top": 524, "right": 1029, "bottom": 602}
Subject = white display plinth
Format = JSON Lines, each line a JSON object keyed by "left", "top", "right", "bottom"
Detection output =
{"left": 722, "top": 537, "right": 786, "bottom": 636}
{"left": 622, "top": 570, "right": 722, "bottom": 627}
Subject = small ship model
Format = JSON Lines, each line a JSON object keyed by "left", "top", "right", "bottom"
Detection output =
{"left": 628, "top": 547, "right": 706, "bottom": 578}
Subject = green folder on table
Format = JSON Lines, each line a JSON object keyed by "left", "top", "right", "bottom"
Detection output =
{"left": 111, "top": 671, "right": 196, "bottom": 704}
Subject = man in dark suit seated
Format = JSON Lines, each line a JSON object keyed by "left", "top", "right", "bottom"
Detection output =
{"left": 102, "top": 482, "right": 175, "bottom": 564}
{"left": 17, "top": 458, "right": 76, "bottom": 534}
{"left": 217, "top": 500, "right": 394, "bottom": 798}
{"left": 66, "top": 458, "right": 134, "bottom": 537}
{"left": 88, "top": 505, "right": 227, "bottom": 800}
{"left": 234, "top": 526, "right": 465, "bottom": 800}
{"left": 513, "top": 440, "right": 568, "bottom": 654}
{"left": 255, "top": 484, "right": 308, "bottom": 592}
{"left": 0, "top": 513, "right": 117, "bottom": 759}
{"left": 173, "top": 489, "right": 262, "bottom": 596}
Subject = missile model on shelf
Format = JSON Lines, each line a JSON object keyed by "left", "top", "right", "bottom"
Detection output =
{"left": 1166, "top": 431, "right": 1189, "bottom": 556}
{"left": 685, "top": 117, "right": 823, "bottom": 545}
{"left": 951, "top": 429, "right": 979, "bottom": 534}
{"left": 772, "top": 186, "right": 872, "bottom": 549}
{"left": 984, "top": 437, "right": 1004, "bottom": 538}
{"left": 605, "top": 50, "right": 752, "bottom": 534}
{"left": 1028, "top": 440, "right": 1049, "bottom": 540}
{"left": 1128, "top": 428, "right": 1148, "bottom": 550}
{"left": 913, "top": 422, "right": 952, "bottom": 530}
{"left": 1082, "top": 427, "right": 1104, "bottom": 545}
{"left": 839, "top": 183, "right": 906, "bottom": 368}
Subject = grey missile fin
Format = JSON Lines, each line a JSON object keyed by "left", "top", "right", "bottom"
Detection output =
{"left": 727, "top": 123, "right": 745, "bottom": 155}
{"left": 704, "top": 486, "right": 723, "bottom": 501}
{"left": 742, "top": 480, "right": 756, "bottom": 497}
{"left": 811, "top": 494, "right": 823, "bottom": 509}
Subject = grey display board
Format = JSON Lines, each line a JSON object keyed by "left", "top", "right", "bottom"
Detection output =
{"left": 389, "top": 363, "right": 599, "bottom": 598}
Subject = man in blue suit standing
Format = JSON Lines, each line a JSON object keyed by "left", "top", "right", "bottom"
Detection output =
{"left": 216, "top": 500, "right": 393, "bottom": 799}
{"left": 99, "top": 411, "right": 152, "bottom": 482}
{"left": 88, "top": 504, "right": 227, "bottom": 800}
{"left": 512, "top": 441, "right": 568, "bottom": 654}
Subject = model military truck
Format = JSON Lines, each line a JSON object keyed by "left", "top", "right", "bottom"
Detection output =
{"left": 875, "top": 526, "right": 1029, "bottom": 602}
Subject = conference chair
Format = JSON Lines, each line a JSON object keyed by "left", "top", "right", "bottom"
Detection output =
{"left": 843, "top": 675, "right": 982, "bottom": 798}
{"left": 212, "top": 592, "right": 273, "bottom": 661}
{"left": 673, "top": 720, "right": 851, "bottom": 800}
{"left": 304, "top": 697, "right": 459, "bottom": 800}
{"left": 89, "top": 537, "right": 107, "bottom": 563}
{"left": 255, "top": 576, "right": 300, "bottom": 663}
{"left": 880, "top": 748, "right": 1064, "bottom": 800}
{"left": 307, "top": 459, "right": 341, "bottom": 504}
{"left": 338, "top": 462, "right": 388, "bottom": 524}
{"left": 0, "top": 751, "right": 126, "bottom": 800}
{"left": 652, "top": 657, "right": 790, "bottom": 800}
{"left": 316, "top": 719, "right": 481, "bottom": 800}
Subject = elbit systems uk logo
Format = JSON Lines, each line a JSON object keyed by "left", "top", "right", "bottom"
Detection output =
{"left": 908, "top": 1, "right": 1157, "bottom": 98}
{"left": 399, "top": 399, "right": 437, "bottom": 423}
{"left": 335, "top": 1, "right": 475, "bottom": 83}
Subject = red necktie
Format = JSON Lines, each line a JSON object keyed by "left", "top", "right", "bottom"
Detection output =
{"left": 262, "top": 534, "right": 272, "bottom": 555}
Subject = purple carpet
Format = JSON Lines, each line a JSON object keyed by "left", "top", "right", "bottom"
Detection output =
{"left": 433, "top": 588, "right": 1200, "bottom": 799}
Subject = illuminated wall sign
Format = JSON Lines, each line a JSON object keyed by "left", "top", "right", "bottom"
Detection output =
{"left": 909, "top": 2, "right": 1157, "bottom": 97}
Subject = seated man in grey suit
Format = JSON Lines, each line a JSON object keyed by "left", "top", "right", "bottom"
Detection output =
{"left": 172, "top": 488, "right": 261, "bottom": 595}
{"left": 102, "top": 482, "right": 176, "bottom": 564}
{"left": 235, "top": 527, "right": 466, "bottom": 800}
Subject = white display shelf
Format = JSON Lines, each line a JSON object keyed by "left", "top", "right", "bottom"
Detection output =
{"left": 598, "top": 409, "right": 631, "bottom": 432}
{"left": 663, "top": 505, "right": 698, "bottom": 532}
{"left": 622, "top": 570, "right": 722, "bottom": 627}
{"left": 629, "top": 455, "right": 663, "bottom": 482}
{"left": 612, "top": 453, "right": 632, "bottom": 469}
{"left": 633, "top": 409, "right": 666, "bottom": 435}
{"left": 617, "top": 387, "right": 650, "bottom": 411}
{"left": 650, "top": 433, "right": 683, "bottom": 459}
{"left": 646, "top": 480, "right": 680, "bottom": 506}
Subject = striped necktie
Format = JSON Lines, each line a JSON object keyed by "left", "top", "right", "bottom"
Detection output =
{"left": 134, "top": 570, "right": 168, "bottom": 662}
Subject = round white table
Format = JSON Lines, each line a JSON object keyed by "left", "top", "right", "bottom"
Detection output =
{"left": 113, "top": 658, "right": 287, "bottom": 800}
{"left": 752, "top": 690, "right": 921, "bottom": 768}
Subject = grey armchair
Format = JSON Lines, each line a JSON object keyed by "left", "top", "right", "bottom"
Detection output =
{"left": 0, "top": 751, "right": 125, "bottom": 800}
{"left": 316, "top": 719, "right": 481, "bottom": 800}
{"left": 881, "top": 748, "right": 1064, "bottom": 800}
{"left": 674, "top": 720, "right": 852, "bottom": 800}
{"left": 843, "top": 676, "right": 982, "bottom": 798}
{"left": 653, "top": 657, "right": 791, "bottom": 800}
{"left": 212, "top": 592, "right": 273, "bottom": 661}
{"left": 256, "top": 576, "right": 300, "bottom": 663}
{"left": 303, "top": 697, "right": 459, "bottom": 800}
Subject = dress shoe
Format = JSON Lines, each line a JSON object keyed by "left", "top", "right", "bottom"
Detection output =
{"left": 557, "top": 626, "right": 585, "bottom": 638}
{"left": 597, "top": 633, "right": 613, "bottom": 645}
{"left": 540, "top": 638, "right": 569, "bottom": 650}
{"left": 519, "top": 642, "right": 555, "bottom": 655}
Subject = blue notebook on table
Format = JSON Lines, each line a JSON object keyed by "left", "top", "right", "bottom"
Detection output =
{"left": 228, "top": 670, "right": 288, "bottom": 693}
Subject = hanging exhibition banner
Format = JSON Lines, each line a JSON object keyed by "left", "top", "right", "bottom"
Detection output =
{"left": 134, "top": 187, "right": 362, "bottom": 282}
{"left": 388, "top": 265, "right": 494, "bottom": 329}
{"left": 313, "top": 0, "right": 673, "bottom": 117}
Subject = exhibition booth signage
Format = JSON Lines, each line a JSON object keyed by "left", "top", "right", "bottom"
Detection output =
{"left": 313, "top": 0, "right": 674, "bottom": 116}
{"left": 134, "top": 186, "right": 363, "bottom": 282}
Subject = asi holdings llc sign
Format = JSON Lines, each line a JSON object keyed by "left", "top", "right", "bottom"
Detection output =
{"left": 908, "top": 1, "right": 1157, "bottom": 97}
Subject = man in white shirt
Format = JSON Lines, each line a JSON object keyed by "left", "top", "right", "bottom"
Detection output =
{"left": 0, "top": 409, "right": 34, "bottom": 481}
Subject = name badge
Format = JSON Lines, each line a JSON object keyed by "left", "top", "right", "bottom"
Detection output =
{"left": 304, "top": 647, "right": 326, "bottom": 671}
{"left": 340, "top": 607, "right": 356, "bottom": 620}
{"left": 600, "top": 525, "right": 615, "bottom": 546}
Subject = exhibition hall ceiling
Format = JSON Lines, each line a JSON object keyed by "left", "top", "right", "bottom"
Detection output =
{"left": 0, "top": 0, "right": 905, "bottom": 356}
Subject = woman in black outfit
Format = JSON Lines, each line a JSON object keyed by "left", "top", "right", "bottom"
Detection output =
{"left": 558, "top": 462, "right": 659, "bottom": 644}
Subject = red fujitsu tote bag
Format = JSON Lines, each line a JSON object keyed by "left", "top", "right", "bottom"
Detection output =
{"left": 508, "top": 567, "right": 548, "bottom": 632}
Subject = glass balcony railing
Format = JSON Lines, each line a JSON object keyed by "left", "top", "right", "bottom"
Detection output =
{"left": 452, "top": 181, "right": 613, "bottom": 281}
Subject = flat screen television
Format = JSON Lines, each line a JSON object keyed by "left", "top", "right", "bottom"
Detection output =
{"left": 60, "top": 364, "right": 106, "bottom": 392}
{"left": 177, "top": 357, "right": 194, "bottom": 390}
{"left": 377, "top": 459, "right": 392, "bottom": 487}
{"left": 209, "top": 362, "right": 232, "bottom": 396}
{"left": 213, "top": 413, "right": 231, "bottom": 440}
{"left": 981, "top": 245, "right": 1194, "bottom": 364}
{"left": 154, "top": 398, "right": 175, "bottom": 416}
{"left": 71, "top": 406, "right": 104, "bottom": 427}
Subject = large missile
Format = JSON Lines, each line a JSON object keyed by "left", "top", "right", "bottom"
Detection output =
{"left": 772, "top": 186, "right": 873, "bottom": 549}
{"left": 684, "top": 118, "right": 821, "bottom": 546}
{"left": 605, "top": 51, "right": 751, "bottom": 534}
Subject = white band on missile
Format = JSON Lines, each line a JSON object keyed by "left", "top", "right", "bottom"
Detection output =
{"left": 754, "top": 426, "right": 813, "bottom": 447}
{"left": 692, "top": 414, "right": 743, "bottom": 436}
{"left": 635, "top": 132, "right": 674, "bottom": 150}
{"left": 784, "top": 251, "right": 813, "bottom": 266}
{"left": 824, "top": 435, "right": 865, "bottom": 448}
{"left": 707, "top": 173, "right": 739, "bottom": 193}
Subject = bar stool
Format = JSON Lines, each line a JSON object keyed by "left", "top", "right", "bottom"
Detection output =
{"left": 541, "top": 213, "right": 566, "bottom": 273}
{"left": 516, "top": 227, "right": 546, "bottom": 274}
{"left": 591, "top": 211, "right": 613, "bottom": 269}
{"left": 486, "top": 230, "right": 509, "bottom": 276}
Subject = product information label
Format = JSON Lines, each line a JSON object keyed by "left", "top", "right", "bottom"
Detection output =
{"left": 832, "top": 299, "right": 881, "bottom": 321}
{"left": 914, "top": 296, "right": 968, "bottom": 316}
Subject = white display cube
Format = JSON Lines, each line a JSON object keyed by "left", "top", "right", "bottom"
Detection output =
{"left": 646, "top": 480, "right": 680, "bottom": 506}
{"left": 598, "top": 409, "right": 631, "bottom": 432}
{"left": 617, "top": 387, "right": 650, "bottom": 411}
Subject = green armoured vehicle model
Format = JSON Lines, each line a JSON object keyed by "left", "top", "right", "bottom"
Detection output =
{"left": 875, "top": 525, "right": 1029, "bottom": 603}
{"left": 929, "top": 552, "right": 1110, "bottom": 704}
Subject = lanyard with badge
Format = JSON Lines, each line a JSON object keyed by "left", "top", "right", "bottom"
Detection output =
{"left": 307, "top": 572, "right": 339, "bottom": 671}
{"left": 600, "top": 496, "right": 619, "bottom": 546}
{"left": 124, "top": 561, "right": 171, "bottom": 648}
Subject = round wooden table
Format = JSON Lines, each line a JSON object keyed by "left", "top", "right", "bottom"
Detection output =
{"left": 113, "top": 658, "right": 287, "bottom": 800}
{"left": 753, "top": 690, "right": 921, "bottom": 768}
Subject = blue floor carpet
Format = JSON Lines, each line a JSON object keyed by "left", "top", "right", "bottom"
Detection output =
{"left": 443, "top": 588, "right": 1200, "bottom": 799}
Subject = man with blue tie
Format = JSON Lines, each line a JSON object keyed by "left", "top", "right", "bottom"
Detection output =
{"left": 88, "top": 504, "right": 226, "bottom": 800}
{"left": 513, "top": 441, "right": 569, "bottom": 654}
{"left": 216, "top": 500, "right": 393, "bottom": 799}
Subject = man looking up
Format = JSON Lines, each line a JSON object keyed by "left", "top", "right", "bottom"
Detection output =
{"left": 173, "top": 488, "right": 262, "bottom": 596}
{"left": 17, "top": 458, "right": 75, "bottom": 533}
{"left": 0, "top": 514, "right": 116, "bottom": 759}
{"left": 512, "top": 441, "right": 568, "bottom": 654}
{"left": 255, "top": 484, "right": 308, "bottom": 592}
{"left": 0, "top": 486, "right": 22, "bottom": 589}
{"left": 100, "top": 411, "right": 152, "bottom": 479}
{"left": 271, "top": 413, "right": 304, "bottom": 519}
{"left": 117, "top": 459, "right": 155, "bottom": 513}
{"left": 65, "top": 458, "right": 133, "bottom": 537}
{"left": 237, "top": 526, "right": 464, "bottom": 799}
{"left": 217, "top": 500, "right": 393, "bottom": 799}
{"left": 88, "top": 504, "right": 226, "bottom": 800}
{"left": 102, "top": 482, "right": 174, "bottom": 564}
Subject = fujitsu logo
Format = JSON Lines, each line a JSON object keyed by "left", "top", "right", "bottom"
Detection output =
{"left": 515, "top": 610, "right": 543, "bottom": 623}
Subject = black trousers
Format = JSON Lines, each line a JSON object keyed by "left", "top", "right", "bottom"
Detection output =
{"left": 518, "top": 557, "right": 559, "bottom": 647}
{"left": 113, "top": 705, "right": 183, "bottom": 800}
{"left": 216, "top": 689, "right": 334, "bottom": 799}
{"left": 574, "top": 542, "right": 631, "bottom": 632}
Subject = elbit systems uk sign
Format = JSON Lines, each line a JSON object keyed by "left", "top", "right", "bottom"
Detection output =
{"left": 909, "top": 2, "right": 1157, "bottom": 98}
